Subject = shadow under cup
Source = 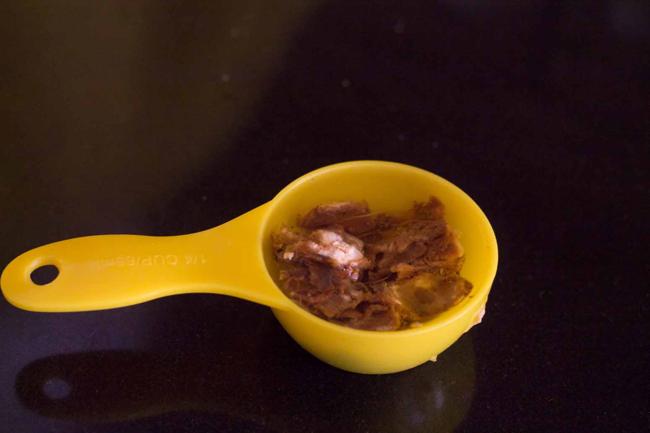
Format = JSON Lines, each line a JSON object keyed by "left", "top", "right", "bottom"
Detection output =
{"left": 260, "top": 161, "right": 498, "bottom": 374}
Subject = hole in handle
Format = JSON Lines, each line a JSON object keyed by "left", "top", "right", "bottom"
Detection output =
{"left": 30, "top": 265, "right": 59, "bottom": 285}
{"left": 42, "top": 377, "right": 72, "bottom": 400}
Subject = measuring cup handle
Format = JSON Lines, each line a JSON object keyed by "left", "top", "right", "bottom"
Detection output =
{"left": 1, "top": 204, "right": 291, "bottom": 312}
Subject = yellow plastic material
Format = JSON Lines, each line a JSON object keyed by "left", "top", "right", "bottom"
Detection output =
{"left": 1, "top": 161, "right": 498, "bottom": 374}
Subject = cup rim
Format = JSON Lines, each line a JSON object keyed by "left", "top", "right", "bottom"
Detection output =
{"left": 262, "top": 160, "right": 498, "bottom": 337}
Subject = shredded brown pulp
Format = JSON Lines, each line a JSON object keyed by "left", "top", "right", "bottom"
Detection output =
{"left": 272, "top": 197, "right": 472, "bottom": 331}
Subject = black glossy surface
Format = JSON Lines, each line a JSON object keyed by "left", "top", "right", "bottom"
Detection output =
{"left": 1, "top": 1, "right": 648, "bottom": 432}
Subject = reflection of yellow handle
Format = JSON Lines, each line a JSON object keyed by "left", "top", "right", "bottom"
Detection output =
{"left": 1, "top": 204, "right": 291, "bottom": 312}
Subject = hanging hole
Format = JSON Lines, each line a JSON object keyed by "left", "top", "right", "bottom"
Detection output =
{"left": 42, "top": 377, "right": 71, "bottom": 400}
{"left": 30, "top": 265, "right": 59, "bottom": 285}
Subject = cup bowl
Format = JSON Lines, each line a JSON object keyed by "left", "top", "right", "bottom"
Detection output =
{"left": 261, "top": 161, "right": 498, "bottom": 374}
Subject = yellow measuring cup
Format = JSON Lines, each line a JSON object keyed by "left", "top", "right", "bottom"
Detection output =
{"left": 1, "top": 161, "right": 498, "bottom": 374}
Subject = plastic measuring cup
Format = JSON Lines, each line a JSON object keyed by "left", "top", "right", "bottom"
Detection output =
{"left": 1, "top": 161, "right": 498, "bottom": 374}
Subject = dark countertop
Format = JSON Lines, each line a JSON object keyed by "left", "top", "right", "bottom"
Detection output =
{"left": 1, "top": 1, "right": 648, "bottom": 432}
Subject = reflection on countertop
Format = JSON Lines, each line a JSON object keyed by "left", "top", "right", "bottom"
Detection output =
{"left": 16, "top": 333, "right": 475, "bottom": 433}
